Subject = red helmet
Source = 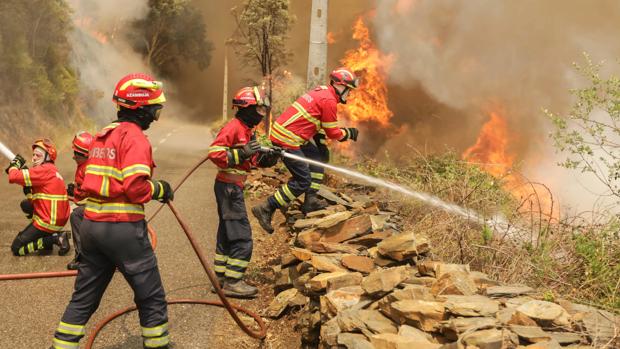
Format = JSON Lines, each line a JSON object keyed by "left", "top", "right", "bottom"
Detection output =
{"left": 72, "top": 131, "right": 94, "bottom": 157}
{"left": 112, "top": 73, "right": 166, "bottom": 109}
{"left": 329, "top": 67, "right": 359, "bottom": 89}
{"left": 232, "top": 86, "right": 270, "bottom": 109}
{"left": 32, "top": 138, "right": 57, "bottom": 162}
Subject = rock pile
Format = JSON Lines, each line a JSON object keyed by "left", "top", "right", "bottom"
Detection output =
{"left": 250, "top": 171, "right": 619, "bottom": 349}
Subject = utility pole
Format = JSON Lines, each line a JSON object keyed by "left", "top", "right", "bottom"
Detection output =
{"left": 222, "top": 50, "right": 229, "bottom": 121}
{"left": 306, "top": 0, "right": 328, "bottom": 89}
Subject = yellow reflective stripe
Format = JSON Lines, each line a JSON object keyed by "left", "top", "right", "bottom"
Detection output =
{"left": 293, "top": 101, "right": 320, "bottom": 128}
{"left": 215, "top": 254, "right": 228, "bottom": 262}
{"left": 50, "top": 200, "right": 57, "bottom": 225}
{"left": 272, "top": 122, "right": 305, "bottom": 143}
{"left": 233, "top": 149, "right": 240, "bottom": 165}
{"left": 27, "top": 242, "right": 35, "bottom": 253}
{"left": 225, "top": 269, "right": 244, "bottom": 279}
{"left": 310, "top": 183, "right": 321, "bottom": 190}
{"left": 214, "top": 265, "right": 227, "bottom": 273}
{"left": 227, "top": 258, "right": 249, "bottom": 268}
{"left": 209, "top": 145, "right": 228, "bottom": 154}
{"left": 37, "top": 238, "right": 44, "bottom": 249}
{"left": 85, "top": 200, "right": 145, "bottom": 215}
{"left": 22, "top": 169, "right": 32, "bottom": 186}
{"left": 142, "top": 323, "right": 168, "bottom": 337}
{"left": 52, "top": 338, "right": 80, "bottom": 349}
{"left": 149, "top": 180, "right": 155, "bottom": 197}
{"left": 102, "top": 122, "right": 120, "bottom": 131}
{"left": 99, "top": 177, "right": 110, "bottom": 197}
{"left": 311, "top": 172, "right": 324, "bottom": 180}
{"left": 322, "top": 121, "right": 338, "bottom": 128}
{"left": 31, "top": 193, "right": 68, "bottom": 200}
{"left": 18, "top": 246, "right": 25, "bottom": 256}
{"left": 274, "top": 191, "right": 287, "bottom": 206}
{"left": 86, "top": 165, "right": 123, "bottom": 180}
{"left": 282, "top": 111, "right": 303, "bottom": 127}
{"left": 220, "top": 168, "right": 248, "bottom": 175}
{"left": 122, "top": 164, "right": 151, "bottom": 178}
{"left": 270, "top": 127, "right": 298, "bottom": 147}
{"left": 57, "top": 322, "right": 86, "bottom": 336}
{"left": 282, "top": 185, "right": 296, "bottom": 201}
{"left": 144, "top": 334, "right": 170, "bottom": 348}
{"left": 33, "top": 215, "right": 64, "bottom": 231}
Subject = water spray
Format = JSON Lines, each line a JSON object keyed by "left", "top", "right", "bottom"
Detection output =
{"left": 0, "top": 140, "right": 16, "bottom": 160}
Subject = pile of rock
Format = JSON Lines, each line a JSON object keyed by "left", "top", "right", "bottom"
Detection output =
{"left": 252, "top": 173, "right": 619, "bottom": 349}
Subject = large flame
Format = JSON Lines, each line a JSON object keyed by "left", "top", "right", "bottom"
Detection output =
{"left": 74, "top": 16, "right": 109, "bottom": 44}
{"left": 464, "top": 110, "right": 559, "bottom": 220}
{"left": 340, "top": 17, "right": 394, "bottom": 127}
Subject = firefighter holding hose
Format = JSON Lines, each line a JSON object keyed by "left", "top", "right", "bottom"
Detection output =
{"left": 52, "top": 73, "right": 173, "bottom": 349}
{"left": 207, "top": 86, "right": 278, "bottom": 298}
{"left": 252, "top": 67, "right": 360, "bottom": 233}
{"left": 5, "top": 138, "right": 71, "bottom": 256}
{"left": 65, "top": 131, "right": 94, "bottom": 270}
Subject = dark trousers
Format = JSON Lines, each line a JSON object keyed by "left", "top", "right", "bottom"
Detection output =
{"left": 69, "top": 206, "right": 85, "bottom": 259}
{"left": 268, "top": 142, "right": 325, "bottom": 208}
{"left": 53, "top": 219, "right": 169, "bottom": 349}
{"left": 11, "top": 223, "right": 55, "bottom": 256}
{"left": 214, "top": 180, "right": 253, "bottom": 280}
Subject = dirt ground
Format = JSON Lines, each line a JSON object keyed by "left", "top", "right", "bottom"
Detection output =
{"left": 0, "top": 119, "right": 299, "bottom": 348}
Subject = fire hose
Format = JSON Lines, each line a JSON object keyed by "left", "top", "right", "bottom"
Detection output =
{"left": 0, "top": 143, "right": 267, "bottom": 345}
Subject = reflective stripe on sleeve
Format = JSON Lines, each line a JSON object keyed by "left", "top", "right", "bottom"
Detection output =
{"left": 22, "top": 169, "right": 32, "bottom": 186}
{"left": 122, "top": 164, "right": 151, "bottom": 178}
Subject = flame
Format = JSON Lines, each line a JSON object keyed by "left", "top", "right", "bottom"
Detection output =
{"left": 74, "top": 16, "right": 109, "bottom": 44}
{"left": 463, "top": 110, "right": 559, "bottom": 220}
{"left": 340, "top": 17, "right": 394, "bottom": 127}
{"left": 326, "top": 32, "right": 336, "bottom": 45}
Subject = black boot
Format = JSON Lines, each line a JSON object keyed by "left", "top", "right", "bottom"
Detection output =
{"left": 66, "top": 255, "right": 80, "bottom": 270}
{"left": 251, "top": 201, "right": 276, "bottom": 234}
{"left": 301, "top": 192, "right": 328, "bottom": 214}
{"left": 55, "top": 232, "right": 71, "bottom": 256}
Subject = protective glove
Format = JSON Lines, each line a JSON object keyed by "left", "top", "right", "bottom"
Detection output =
{"left": 313, "top": 133, "right": 330, "bottom": 162}
{"left": 20, "top": 199, "right": 33, "bottom": 219}
{"left": 257, "top": 146, "right": 283, "bottom": 168}
{"left": 151, "top": 180, "right": 174, "bottom": 203}
{"left": 239, "top": 139, "right": 261, "bottom": 159}
{"left": 339, "top": 128, "right": 359, "bottom": 142}
{"left": 23, "top": 186, "right": 32, "bottom": 197}
{"left": 5, "top": 154, "right": 26, "bottom": 174}
{"left": 67, "top": 183, "right": 75, "bottom": 197}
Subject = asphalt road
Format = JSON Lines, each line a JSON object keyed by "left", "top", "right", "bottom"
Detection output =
{"left": 0, "top": 119, "right": 244, "bottom": 348}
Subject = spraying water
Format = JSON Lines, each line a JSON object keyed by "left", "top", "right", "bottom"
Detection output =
{"left": 279, "top": 150, "right": 509, "bottom": 228}
{"left": 0, "top": 141, "right": 15, "bottom": 160}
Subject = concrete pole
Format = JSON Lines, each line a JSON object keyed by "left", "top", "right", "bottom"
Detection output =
{"left": 222, "top": 50, "right": 229, "bottom": 121}
{"left": 306, "top": 0, "right": 328, "bottom": 89}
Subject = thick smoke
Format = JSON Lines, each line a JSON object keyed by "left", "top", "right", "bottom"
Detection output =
{"left": 371, "top": 0, "right": 620, "bottom": 212}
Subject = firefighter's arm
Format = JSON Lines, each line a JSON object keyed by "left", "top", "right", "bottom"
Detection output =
{"left": 120, "top": 135, "right": 155, "bottom": 204}
{"left": 320, "top": 99, "right": 347, "bottom": 140}
{"left": 9, "top": 166, "right": 50, "bottom": 187}
{"left": 208, "top": 127, "right": 233, "bottom": 169}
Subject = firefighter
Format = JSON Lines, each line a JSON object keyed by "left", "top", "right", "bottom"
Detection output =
{"left": 5, "top": 138, "right": 71, "bottom": 256}
{"left": 66, "top": 131, "right": 94, "bottom": 270}
{"left": 207, "top": 86, "right": 278, "bottom": 298}
{"left": 52, "top": 73, "right": 173, "bottom": 349}
{"left": 252, "top": 67, "right": 360, "bottom": 233}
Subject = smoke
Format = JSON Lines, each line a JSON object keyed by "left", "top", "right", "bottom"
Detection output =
{"left": 370, "top": 0, "right": 620, "bottom": 212}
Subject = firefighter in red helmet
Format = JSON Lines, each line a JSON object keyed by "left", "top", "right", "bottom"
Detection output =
{"left": 252, "top": 67, "right": 360, "bottom": 233}
{"left": 66, "top": 130, "right": 94, "bottom": 270}
{"left": 207, "top": 86, "right": 278, "bottom": 298}
{"left": 5, "top": 138, "right": 71, "bottom": 256}
{"left": 52, "top": 73, "right": 173, "bottom": 349}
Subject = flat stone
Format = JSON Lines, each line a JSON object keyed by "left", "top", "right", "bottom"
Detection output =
{"left": 370, "top": 333, "right": 441, "bottom": 349}
{"left": 308, "top": 271, "right": 351, "bottom": 292}
{"left": 389, "top": 300, "right": 446, "bottom": 331}
{"left": 361, "top": 266, "right": 411, "bottom": 295}
{"left": 280, "top": 250, "right": 300, "bottom": 267}
{"left": 441, "top": 317, "right": 498, "bottom": 340}
{"left": 346, "top": 230, "right": 393, "bottom": 247}
{"left": 267, "top": 288, "right": 299, "bottom": 318}
{"left": 327, "top": 272, "right": 364, "bottom": 291}
{"left": 522, "top": 340, "right": 562, "bottom": 349}
{"left": 318, "top": 187, "right": 350, "bottom": 206}
{"left": 311, "top": 255, "right": 346, "bottom": 272}
{"left": 509, "top": 325, "right": 551, "bottom": 343}
{"left": 403, "top": 275, "right": 436, "bottom": 287}
{"left": 398, "top": 324, "right": 434, "bottom": 343}
{"left": 294, "top": 218, "right": 320, "bottom": 230}
{"left": 435, "top": 263, "right": 471, "bottom": 278}
{"left": 296, "top": 229, "right": 322, "bottom": 248}
{"left": 390, "top": 285, "right": 435, "bottom": 302}
{"left": 320, "top": 317, "right": 341, "bottom": 347}
{"left": 325, "top": 286, "right": 366, "bottom": 314}
{"left": 306, "top": 208, "right": 334, "bottom": 218}
{"left": 486, "top": 285, "right": 535, "bottom": 298}
{"left": 508, "top": 310, "right": 538, "bottom": 326}
{"left": 417, "top": 260, "right": 442, "bottom": 277}
{"left": 470, "top": 271, "right": 501, "bottom": 288}
{"left": 373, "top": 254, "right": 400, "bottom": 267}
{"left": 337, "top": 309, "right": 398, "bottom": 335}
{"left": 307, "top": 241, "right": 361, "bottom": 254}
{"left": 546, "top": 331, "right": 583, "bottom": 345}
{"left": 337, "top": 333, "right": 375, "bottom": 349}
{"left": 370, "top": 214, "right": 389, "bottom": 231}
{"left": 516, "top": 300, "right": 571, "bottom": 327}
{"left": 342, "top": 255, "right": 375, "bottom": 273}
{"left": 568, "top": 304, "right": 619, "bottom": 343}
{"left": 442, "top": 295, "right": 500, "bottom": 317}
{"left": 290, "top": 247, "right": 313, "bottom": 261}
{"left": 321, "top": 214, "right": 372, "bottom": 243}
{"left": 462, "top": 328, "right": 518, "bottom": 349}
{"left": 274, "top": 265, "right": 299, "bottom": 293}
{"left": 431, "top": 271, "right": 478, "bottom": 296}
{"left": 316, "top": 211, "right": 354, "bottom": 230}
{"left": 377, "top": 232, "right": 431, "bottom": 261}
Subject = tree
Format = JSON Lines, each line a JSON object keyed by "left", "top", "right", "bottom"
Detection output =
{"left": 130, "top": 0, "right": 213, "bottom": 76}
{"left": 547, "top": 54, "right": 620, "bottom": 199}
{"left": 228, "top": 0, "right": 295, "bottom": 131}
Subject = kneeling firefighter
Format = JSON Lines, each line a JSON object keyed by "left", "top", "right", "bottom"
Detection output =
{"left": 6, "top": 139, "right": 71, "bottom": 256}
{"left": 252, "top": 67, "right": 360, "bottom": 233}
{"left": 207, "top": 86, "right": 278, "bottom": 298}
{"left": 52, "top": 73, "right": 174, "bottom": 349}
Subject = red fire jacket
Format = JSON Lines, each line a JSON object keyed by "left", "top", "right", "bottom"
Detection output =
{"left": 208, "top": 117, "right": 257, "bottom": 188}
{"left": 73, "top": 161, "right": 87, "bottom": 203}
{"left": 270, "top": 85, "right": 346, "bottom": 149}
{"left": 8, "top": 163, "right": 70, "bottom": 233}
{"left": 81, "top": 122, "right": 156, "bottom": 222}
